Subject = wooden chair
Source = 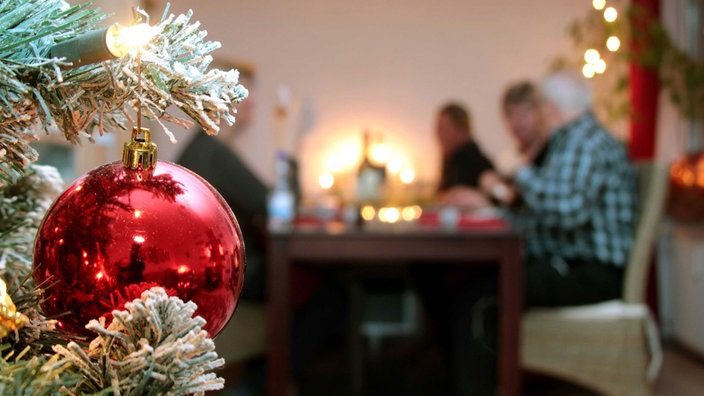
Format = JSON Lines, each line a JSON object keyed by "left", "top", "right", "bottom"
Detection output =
{"left": 521, "top": 161, "right": 668, "bottom": 396}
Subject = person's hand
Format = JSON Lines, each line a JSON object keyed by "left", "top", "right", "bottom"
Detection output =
{"left": 496, "top": 151, "right": 525, "bottom": 177}
{"left": 438, "top": 186, "right": 492, "bottom": 210}
{"left": 479, "top": 171, "right": 517, "bottom": 206}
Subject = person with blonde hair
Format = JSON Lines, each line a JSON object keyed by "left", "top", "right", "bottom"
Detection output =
{"left": 434, "top": 102, "right": 496, "bottom": 209}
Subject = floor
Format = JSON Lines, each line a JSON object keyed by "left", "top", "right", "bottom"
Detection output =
{"left": 654, "top": 343, "right": 704, "bottom": 396}
{"left": 214, "top": 339, "right": 704, "bottom": 396}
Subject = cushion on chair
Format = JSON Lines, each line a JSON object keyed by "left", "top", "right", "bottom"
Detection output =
{"left": 522, "top": 301, "right": 662, "bottom": 396}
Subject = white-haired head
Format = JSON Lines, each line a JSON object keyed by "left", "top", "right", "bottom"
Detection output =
{"left": 540, "top": 70, "right": 593, "bottom": 129}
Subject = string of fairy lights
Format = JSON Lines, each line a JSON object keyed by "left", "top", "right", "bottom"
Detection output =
{"left": 582, "top": 0, "right": 622, "bottom": 78}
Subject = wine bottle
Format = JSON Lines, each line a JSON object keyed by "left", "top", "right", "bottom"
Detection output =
{"left": 356, "top": 130, "right": 386, "bottom": 205}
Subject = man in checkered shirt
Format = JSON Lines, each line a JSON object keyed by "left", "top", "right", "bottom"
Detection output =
{"left": 456, "top": 71, "right": 637, "bottom": 395}
{"left": 507, "top": 70, "right": 637, "bottom": 307}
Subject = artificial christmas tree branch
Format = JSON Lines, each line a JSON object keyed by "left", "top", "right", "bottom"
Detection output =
{"left": 1, "top": 288, "right": 223, "bottom": 395}
{"left": 0, "top": 1, "right": 249, "bottom": 393}
{"left": 0, "top": 0, "right": 248, "bottom": 186}
{"left": 53, "top": 288, "right": 225, "bottom": 395}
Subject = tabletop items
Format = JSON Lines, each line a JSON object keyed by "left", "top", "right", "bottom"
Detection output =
{"left": 292, "top": 203, "right": 508, "bottom": 232}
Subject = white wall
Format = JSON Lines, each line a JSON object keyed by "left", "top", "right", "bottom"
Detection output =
{"left": 80, "top": 0, "right": 593, "bottom": 197}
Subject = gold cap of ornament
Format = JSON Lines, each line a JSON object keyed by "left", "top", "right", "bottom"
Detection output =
{"left": 123, "top": 127, "right": 157, "bottom": 170}
{"left": 0, "top": 278, "right": 28, "bottom": 338}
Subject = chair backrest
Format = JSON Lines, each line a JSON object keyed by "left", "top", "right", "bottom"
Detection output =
{"left": 623, "top": 161, "right": 669, "bottom": 304}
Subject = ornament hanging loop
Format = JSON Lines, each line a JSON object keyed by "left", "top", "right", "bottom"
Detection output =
{"left": 123, "top": 127, "right": 157, "bottom": 170}
{"left": 123, "top": 7, "right": 156, "bottom": 171}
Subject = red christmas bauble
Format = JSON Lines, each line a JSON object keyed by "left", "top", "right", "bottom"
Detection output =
{"left": 33, "top": 160, "right": 245, "bottom": 337}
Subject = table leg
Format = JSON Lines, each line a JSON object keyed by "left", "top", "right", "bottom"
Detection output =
{"left": 267, "top": 237, "right": 291, "bottom": 396}
{"left": 347, "top": 279, "right": 365, "bottom": 395}
{"left": 498, "top": 239, "right": 523, "bottom": 396}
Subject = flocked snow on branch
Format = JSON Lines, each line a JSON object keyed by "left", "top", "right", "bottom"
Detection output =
{"left": 54, "top": 287, "right": 225, "bottom": 395}
{"left": 0, "top": 288, "right": 224, "bottom": 395}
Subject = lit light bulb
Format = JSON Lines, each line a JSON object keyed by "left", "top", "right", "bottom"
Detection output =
{"left": 604, "top": 7, "right": 618, "bottom": 22}
{"left": 582, "top": 63, "right": 596, "bottom": 78}
{"left": 606, "top": 36, "right": 621, "bottom": 52}
{"left": 49, "top": 23, "right": 157, "bottom": 68}
{"left": 584, "top": 49, "right": 601, "bottom": 64}
{"left": 105, "top": 23, "right": 157, "bottom": 57}
{"left": 594, "top": 59, "right": 607, "bottom": 74}
{"left": 592, "top": 0, "right": 606, "bottom": 10}
{"left": 318, "top": 173, "right": 335, "bottom": 189}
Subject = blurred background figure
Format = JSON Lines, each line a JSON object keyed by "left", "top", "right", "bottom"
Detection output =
{"left": 176, "top": 60, "right": 270, "bottom": 395}
{"left": 177, "top": 60, "right": 347, "bottom": 396}
{"left": 479, "top": 81, "right": 548, "bottom": 207}
{"left": 468, "top": 70, "right": 637, "bottom": 396}
{"left": 496, "top": 81, "right": 548, "bottom": 176}
{"left": 177, "top": 60, "right": 269, "bottom": 303}
{"left": 511, "top": 70, "right": 637, "bottom": 300}
{"left": 434, "top": 102, "right": 495, "bottom": 210}
{"left": 409, "top": 102, "right": 499, "bottom": 396}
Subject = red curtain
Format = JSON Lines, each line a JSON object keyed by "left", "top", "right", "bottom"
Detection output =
{"left": 629, "top": 0, "right": 661, "bottom": 160}
{"left": 628, "top": 0, "right": 662, "bottom": 318}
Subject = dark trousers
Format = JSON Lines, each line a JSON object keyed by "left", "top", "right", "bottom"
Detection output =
{"left": 411, "top": 257, "right": 623, "bottom": 396}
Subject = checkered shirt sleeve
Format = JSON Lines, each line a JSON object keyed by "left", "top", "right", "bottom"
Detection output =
{"left": 512, "top": 114, "right": 637, "bottom": 267}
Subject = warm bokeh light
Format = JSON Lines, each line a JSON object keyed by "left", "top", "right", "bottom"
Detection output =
{"left": 325, "top": 156, "right": 343, "bottom": 173}
{"left": 401, "top": 205, "right": 422, "bottom": 221}
{"left": 370, "top": 143, "right": 391, "bottom": 165}
{"left": 379, "top": 207, "right": 400, "bottom": 223}
{"left": 318, "top": 172, "right": 335, "bottom": 189}
{"left": 325, "top": 143, "right": 359, "bottom": 173}
{"left": 400, "top": 167, "right": 415, "bottom": 184}
{"left": 594, "top": 59, "right": 607, "bottom": 74}
{"left": 134, "top": 209, "right": 142, "bottom": 218}
{"left": 387, "top": 157, "right": 404, "bottom": 174}
{"left": 361, "top": 205, "right": 376, "bottom": 221}
{"left": 670, "top": 155, "right": 704, "bottom": 187}
{"left": 592, "top": 0, "right": 606, "bottom": 10}
{"left": 584, "top": 49, "right": 600, "bottom": 64}
{"left": 133, "top": 235, "right": 145, "bottom": 244}
{"left": 604, "top": 7, "right": 618, "bottom": 22}
{"left": 606, "top": 36, "right": 621, "bottom": 51}
{"left": 582, "top": 63, "right": 596, "bottom": 78}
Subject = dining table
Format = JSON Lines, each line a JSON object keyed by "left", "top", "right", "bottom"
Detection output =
{"left": 265, "top": 211, "right": 523, "bottom": 396}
